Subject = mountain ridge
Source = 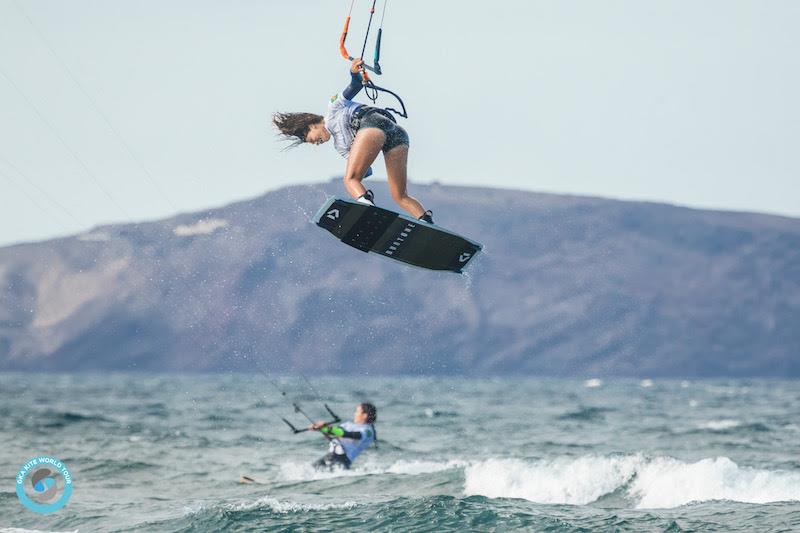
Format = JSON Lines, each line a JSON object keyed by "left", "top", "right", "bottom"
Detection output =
{"left": 1, "top": 180, "right": 798, "bottom": 376}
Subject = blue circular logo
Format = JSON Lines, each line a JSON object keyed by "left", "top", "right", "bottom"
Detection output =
{"left": 16, "top": 456, "right": 73, "bottom": 514}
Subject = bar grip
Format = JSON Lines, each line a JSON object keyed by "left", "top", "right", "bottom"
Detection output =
{"left": 372, "top": 28, "right": 383, "bottom": 75}
{"left": 339, "top": 16, "right": 352, "bottom": 60}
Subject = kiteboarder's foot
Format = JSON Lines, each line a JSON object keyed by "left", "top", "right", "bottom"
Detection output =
{"left": 419, "top": 210, "right": 434, "bottom": 224}
{"left": 357, "top": 190, "right": 375, "bottom": 206}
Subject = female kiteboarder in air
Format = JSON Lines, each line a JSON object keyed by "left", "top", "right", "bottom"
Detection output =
{"left": 272, "top": 59, "right": 434, "bottom": 224}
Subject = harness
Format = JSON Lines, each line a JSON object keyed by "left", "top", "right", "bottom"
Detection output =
{"left": 350, "top": 105, "right": 397, "bottom": 131}
{"left": 329, "top": 421, "right": 378, "bottom": 456}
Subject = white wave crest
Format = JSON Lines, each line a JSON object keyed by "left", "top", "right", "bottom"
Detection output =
{"left": 0, "top": 530, "right": 79, "bottom": 533}
{"left": 463, "top": 455, "right": 800, "bottom": 509}
{"left": 229, "top": 496, "right": 358, "bottom": 514}
{"left": 631, "top": 456, "right": 800, "bottom": 508}
{"left": 464, "top": 456, "right": 640, "bottom": 505}
{"left": 183, "top": 497, "right": 357, "bottom": 517}
{"left": 697, "top": 419, "right": 741, "bottom": 431}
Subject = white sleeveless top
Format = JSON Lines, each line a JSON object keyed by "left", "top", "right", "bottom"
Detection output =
{"left": 324, "top": 91, "right": 362, "bottom": 159}
{"left": 328, "top": 422, "right": 375, "bottom": 462}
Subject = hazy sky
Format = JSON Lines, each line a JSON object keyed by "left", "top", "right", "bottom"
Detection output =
{"left": 1, "top": 0, "right": 798, "bottom": 246}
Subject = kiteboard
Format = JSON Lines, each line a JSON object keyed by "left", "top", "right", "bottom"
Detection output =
{"left": 314, "top": 197, "right": 482, "bottom": 273}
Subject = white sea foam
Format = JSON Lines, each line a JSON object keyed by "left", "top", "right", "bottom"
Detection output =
{"left": 584, "top": 378, "right": 603, "bottom": 388}
{"left": 0, "top": 530, "right": 79, "bottom": 533}
{"left": 640, "top": 379, "right": 654, "bottom": 388}
{"left": 464, "top": 456, "right": 640, "bottom": 505}
{"left": 279, "top": 458, "right": 466, "bottom": 482}
{"left": 697, "top": 419, "right": 741, "bottom": 431}
{"left": 631, "top": 456, "right": 800, "bottom": 508}
{"left": 383, "top": 459, "right": 468, "bottom": 476}
{"left": 184, "top": 497, "right": 357, "bottom": 516}
{"left": 463, "top": 455, "right": 800, "bottom": 509}
{"left": 228, "top": 496, "right": 358, "bottom": 514}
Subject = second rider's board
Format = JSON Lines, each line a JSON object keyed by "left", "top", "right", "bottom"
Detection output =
{"left": 314, "top": 197, "right": 482, "bottom": 273}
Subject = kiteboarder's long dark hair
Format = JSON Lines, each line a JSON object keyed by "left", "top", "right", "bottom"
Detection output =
{"left": 360, "top": 402, "right": 378, "bottom": 448}
{"left": 360, "top": 403, "right": 377, "bottom": 424}
{"left": 272, "top": 112, "right": 323, "bottom": 148}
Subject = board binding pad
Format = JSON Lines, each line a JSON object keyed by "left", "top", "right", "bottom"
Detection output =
{"left": 314, "top": 197, "right": 481, "bottom": 273}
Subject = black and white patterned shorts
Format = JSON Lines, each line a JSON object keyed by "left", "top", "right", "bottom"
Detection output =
{"left": 358, "top": 112, "right": 410, "bottom": 153}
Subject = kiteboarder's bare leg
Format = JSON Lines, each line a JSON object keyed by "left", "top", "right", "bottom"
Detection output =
{"left": 384, "top": 145, "right": 425, "bottom": 219}
{"left": 344, "top": 128, "right": 384, "bottom": 201}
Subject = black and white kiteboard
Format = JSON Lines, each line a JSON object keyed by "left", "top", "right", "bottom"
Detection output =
{"left": 314, "top": 197, "right": 482, "bottom": 273}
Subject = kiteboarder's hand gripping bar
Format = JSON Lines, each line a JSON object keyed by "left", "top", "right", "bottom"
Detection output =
{"left": 348, "top": 59, "right": 371, "bottom": 85}
{"left": 350, "top": 59, "right": 365, "bottom": 75}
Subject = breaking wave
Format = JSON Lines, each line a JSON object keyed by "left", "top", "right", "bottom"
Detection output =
{"left": 464, "top": 454, "right": 800, "bottom": 509}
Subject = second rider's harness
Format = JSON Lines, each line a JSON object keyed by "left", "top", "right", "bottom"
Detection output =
{"left": 350, "top": 105, "right": 397, "bottom": 131}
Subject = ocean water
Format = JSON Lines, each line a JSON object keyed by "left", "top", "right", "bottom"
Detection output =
{"left": 1, "top": 373, "right": 799, "bottom": 532}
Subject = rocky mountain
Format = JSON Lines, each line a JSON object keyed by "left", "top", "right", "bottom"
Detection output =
{"left": 1, "top": 180, "right": 798, "bottom": 376}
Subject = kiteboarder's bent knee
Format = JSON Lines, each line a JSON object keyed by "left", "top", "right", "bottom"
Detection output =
{"left": 343, "top": 172, "right": 368, "bottom": 199}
